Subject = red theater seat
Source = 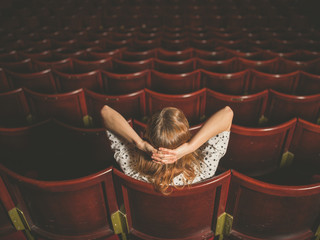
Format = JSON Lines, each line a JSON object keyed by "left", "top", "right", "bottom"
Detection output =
{"left": 0, "top": 88, "right": 31, "bottom": 127}
{"left": 265, "top": 89, "right": 320, "bottom": 125}
{"left": 290, "top": 119, "right": 320, "bottom": 174}
{"left": 121, "top": 49, "right": 156, "bottom": 61}
{"left": 24, "top": 88, "right": 89, "bottom": 127}
{"left": 205, "top": 89, "right": 268, "bottom": 127}
{"left": 220, "top": 119, "right": 296, "bottom": 177}
{"left": 113, "top": 168, "right": 231, "bottom": 240}
{"left": 0, "top": 166, "right": 120, "bottom": 240}
{"left": 296, "top": 71, "right": 320, "bottom": 95}
{"left": 156, "top": 48, "right": 194, "bottom": 61}
{"left": 248, "top": 69, "right": 299, "bottom": 94}
{"left": 101, "top": 69, "right": 150, "bottom": 94}
{"left": 153, "top": 58, "right": 196, "bottom": 73}
{"left": 6, "top": 68, "right": 58, "bottom": 93}
{"left": 112, "top": 58, "right": 154, "bottom": 73}
{"left": 72, "top": 57, "right": 113, "bottom": 72}
{"left": 53, "top": 67, "right": 103, "bottom": 93}
{"left": 196, "top": 57, "right": 238, "bottom": 73}
{"left": 85, "top": 89, "right": 146, "bottom": 127}
{"left": 149, "top": 69, "right": 201, "bottom": 94}
{"left": 145, "top": 88, "right": 206, "bottom": 124}
{"left": 226, "top": 171, "right": 320, "bottom": 240}
{"left": 201, "top": 69, "right": 249, "bottom": 95}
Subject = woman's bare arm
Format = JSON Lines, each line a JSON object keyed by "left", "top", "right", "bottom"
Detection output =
{"left": 152, "top": 106, "right": 233, "bottom": 163}
{"left": 101, "top": 105, "right": 156, "bottom": 154}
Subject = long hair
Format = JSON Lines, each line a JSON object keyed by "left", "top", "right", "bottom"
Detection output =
{"left": 134, "top": 107, "right": 203, "bottom": 194}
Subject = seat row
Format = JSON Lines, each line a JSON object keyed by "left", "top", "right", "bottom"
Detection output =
{"left": 1, "top": 116, "right": 318, "bottom": 180}
{"left": 1, "top": 165, "right": 319, "bottom": 240}
{"left": 1, "top": 59, "right": 320, "bottom": 96}
{"left": 0, "top": 87, "right": 319, "bottom": 128}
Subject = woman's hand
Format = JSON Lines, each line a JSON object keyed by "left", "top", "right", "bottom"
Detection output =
{"left": 136, "top": 140, "right": 157, "bottom": 156}
{"left": 152, "top": 143, "right": 191, "bottom": 164}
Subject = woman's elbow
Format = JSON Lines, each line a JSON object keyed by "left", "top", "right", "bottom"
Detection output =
{"left": 224, "top": 106, "right": 234, "bottom": 129}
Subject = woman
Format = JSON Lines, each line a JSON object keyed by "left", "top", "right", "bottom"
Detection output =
{"left": 101, "top": 105, "right": 233, "bottom": 194}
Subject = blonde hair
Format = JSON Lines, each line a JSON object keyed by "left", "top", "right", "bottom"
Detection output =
{"left": 134, "top": 107, "right": 203, "bottom": 194}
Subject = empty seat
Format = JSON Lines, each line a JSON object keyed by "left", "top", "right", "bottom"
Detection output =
{"left": 121, "top": 49, "right": 156, "bottom": 61}
{"left": 201, "top": 69, "right": 249, "bottom": 95}
{"left": 6, "top": 68, "right": 58, "bottom": 93}
{"left": 113, "top": 168, "right": 231, "bottom": 240}
{"left": 149, "top": 69, "right": 201, "bottom": 94}
{"left": 0, "top": 88, "right": 31, "bottom": 127}
{"left": 296, "top": 71, "right": 320, "bottom": 95}
{"left": 72, "top": 57, "right": 113, "bottom": 72}
{"left": 154, "top": 58, "right": 196, "bottom": 73}
{"left": 237, "top": 57, "right": 279, "bottom": 73}
{"left": 226, "top": 170, "right": 320, "bottom": 240}
{"left": 0, "top": 165, "right": 120, "bottom": 240}
{"left": 112, "top": 58, "right": 154, "bottom": 73}
{"left": 53, "top": 67, "right": 103, "bottom": 93}
{"left": 145, "top": 88, "right": 206, "bottom": 124}
{"left": 289, "top": 118, "right": 320, "bottom": 174}
{"left": 196, "top": 57, "right": 238, "bottom": 73}
{"left": 24, "top": 88, "right": 89, "bottom": 127}
{"left": 265, "top": 89, "right": 320, "bottom": 125}
{"left": 156, "top": 48, "right": 194, "bottom": 61}
{"left": 0, "top": 58, "right": 34, "bottom": 73}
{"left": 85, "top": 89, "right": 146, "bottom": 127}
{"left": 101, "top": 69, "right": 150, "bottom": 94}
{"left": 220, "top": 118, "right": 297, "bottom": 177}
{"left": 248, "top": 69, "right": 299, "bottom": 94}
{"left": 193, "top": 49, "right": 234, "bottom": 61}
{"left": 206, "top": 89, "right": 268, "bottom": 126}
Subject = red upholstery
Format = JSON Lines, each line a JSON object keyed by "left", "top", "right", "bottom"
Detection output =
{"left": 149, "top": 69, "right": 201, "bottom": 94}
{"left": 220, "top": 119, "right": 296, "bottom": 176}
{"left": 0, "top": 166, "right": 120, "bottom": 240}
{"left": 85, "top": 89, "right": 146, "bottom": 127}
{"left": 24, "top": 88, "right": 88, "bottom": 127}
{"left": 226, "top": 170, "right": 320, "bottom": 240}
{"left": 0, "top": 88, "right": 30, "bottom": 127}
{"left": 265, "top": 89, "right": 320, "bottom": 125}
{"left": 205, "top": 89, "right": 268, "bottom": 126}
{"left": 113, "top": 168, "right": 231, "bottom": 240}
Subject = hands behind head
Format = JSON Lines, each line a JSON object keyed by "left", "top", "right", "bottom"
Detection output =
{"left": 151, "top": 143, "right": 190, "bottom": 165}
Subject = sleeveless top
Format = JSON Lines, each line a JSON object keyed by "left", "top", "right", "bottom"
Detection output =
{"left": 107, "top": 130, "right": 230, "bottom": 185}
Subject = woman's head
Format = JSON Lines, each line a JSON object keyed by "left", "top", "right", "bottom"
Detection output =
{"left": 135, "top": 107, "right": 202, "bottom": 194}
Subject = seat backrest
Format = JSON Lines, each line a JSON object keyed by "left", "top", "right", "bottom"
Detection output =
{"left": 153, "top": 58, "right": 196, "bottom": 74}
{"left": 201, "top": 69, "right": 249, "bottom": 95}
{"left": 295, "top": 71, "right": 320, "bottom": 95}
{"left": 0, "top": 88, "right": 31, "bottom": 127}
{"left": 265, "top": 89, "right": 320, "bottom": 125}
{"left": 6, "top": 68, "right": 58, "bottom": 93}
{"left": 24, "top": 88, "right": 88, "bottom": 127}
{"left": 220, "top": 119, "right": 297, "bottom": 176}
{"left": 112, "top": 58, "right": 154, "bottom": 73}
{"left": 101, "top": 69, "right": 150, "bottom": 94}
{"left": 156, "top": 48, "right": 193, "bottom": 61}
{"left": 205, "top": 89, "right": 268, "bottom": 126}
{"left": 145, "top": 88, "right": 206, "bottom": 125}
{"left": 226, "top": 170, "right": 320, "bottom": 240}
{"left": 85, "top": 89, "right": 146, "bottom": 127}
{"left": 290, "top": 118, "right": 320, "bottom": 173}
{"left": 0, "top": 166, "right": 119, "bottom": 240}
{"left": 248, "top": 69, "right": 299, "bottom": 94}
{"left": 53, "top": 68, "right": 103, "bottom": 93}
{"left": 149, "top": 69, "right": 201, "bottom": 94}
{"left": 113, "top": 168, "right": 231, "bottom": 240}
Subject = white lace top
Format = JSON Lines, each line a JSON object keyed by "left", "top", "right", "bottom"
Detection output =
{"left": 107, "top": 130, "right": 230, "bottom": 185}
